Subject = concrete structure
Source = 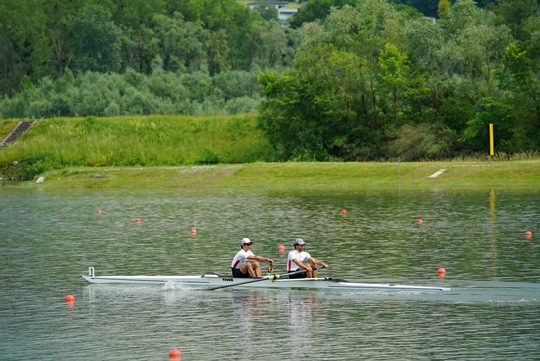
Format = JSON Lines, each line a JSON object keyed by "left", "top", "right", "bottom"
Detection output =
{"left": 248, "top": 1, "right": 299, "bottom": 22}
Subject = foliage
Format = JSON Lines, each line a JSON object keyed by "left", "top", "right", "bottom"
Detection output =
{"left": 461, "top": 97, "right": 520, "bottom": 152}
{"left": 1, "top": 0, "right": 540, "bottom": 163}
{"left": 70, "top": 4, "right": 122, "bottom": 73}
{"left": 387, "top": 122, "right": 456, "bottom": 160}
{"left": 0, "top": 69, "right": 263, "bottom": 118}
{"left": 258, "top": 0, "right": 540, "bottom": 161}
{"left": 0, "top": 0, "right": 295, "bottom": 96}
{"left": 252, "top": 0, "right": 279, "bottom": 21}
{"left": 438, "top": 0, "right": 451, "bottom": 18}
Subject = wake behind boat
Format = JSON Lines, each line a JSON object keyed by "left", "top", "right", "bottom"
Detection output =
{"left": 83, "top": 267, "right": 450, "bottom": 292}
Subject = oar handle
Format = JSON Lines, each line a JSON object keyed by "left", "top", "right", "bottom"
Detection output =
{"left": 208, "top": 275, "right": 272, "bottom": 291}
{"left": 272, "top": 269, "right": 307, "bottom": 279}
{"left": 208, "top": 269, "right": 312, "bottom": 291}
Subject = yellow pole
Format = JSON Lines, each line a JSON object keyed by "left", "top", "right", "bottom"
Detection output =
{"left": 489, "top": 123, "right": 494, "bottom": 156}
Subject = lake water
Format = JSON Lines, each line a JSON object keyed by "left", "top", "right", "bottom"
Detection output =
{"left": 1, "top": 187, "right": 539, "bottom": 360}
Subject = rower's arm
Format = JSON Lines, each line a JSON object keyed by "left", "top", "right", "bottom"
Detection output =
{"left": 248, "top": 255, "right": 274, "bottom": 265}
{"left": 292, "top": 258, "right": 308, "bottom": 269}
{"left": 311, "top": 257, "right": 329, "bottom": 268}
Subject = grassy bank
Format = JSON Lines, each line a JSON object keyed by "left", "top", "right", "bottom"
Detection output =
{"left": 0, "top": 115, "right": 273, "bottom": 180}
{"left": 2, "top": 115, "right": 540, "bottom": 191}
{"left": 13, "top": 160, "right": 540, "bottom": 191}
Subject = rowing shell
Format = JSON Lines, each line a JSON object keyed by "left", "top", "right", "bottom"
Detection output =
{"left": 83, "top": 267, "right": 450, "bottom": 292}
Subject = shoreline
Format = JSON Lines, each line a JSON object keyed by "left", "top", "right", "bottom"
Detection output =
{"left": 4, "top": 160, "right": 539, "bottom": 191}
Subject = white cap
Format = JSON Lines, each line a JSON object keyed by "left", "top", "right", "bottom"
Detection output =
{"left": 294, "top": 238, "right": 305, "bottom": 245}
{"left": 241, "top": 238, "right": 252, "bottom": 245}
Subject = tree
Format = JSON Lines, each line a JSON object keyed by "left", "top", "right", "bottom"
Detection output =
{"left": 439, "top": 1, "right": 512, "bottom": 96}
{"left": 499, "top": 41, "right": 540, "bottom": 144}
{"left": 438, "top": 0, "right": 451, "bottom": 18}
{"left": 492, "top": 0, "right": 538, "bottom": 41}
{"left": 378, "top": 43, "right": 411, "bottom": 126}
{"left": 153, "top": 13, "right": 209, "bottom": 73}
{"left": 42, "top": 0, "right": 87, "bottom": 77}
{"left": 288, "top": 0, "right": 359, "bottom": 29}
{"left": 258, "top": 42, "right": 376, "bottom": 161}
{"left": 0, "top": 0, "right": 49, "bottom": 95}
{"left": 461, "top": 97, "right": 520, "bottom": 152}
{"left": 253, "top": 0, "right": 279, "bottom": 21}
{"left": 391, "top": 0, "right": 439, "bottom": 17}
{"left": 69, "top": 4, "right": 122, "bottom": 73}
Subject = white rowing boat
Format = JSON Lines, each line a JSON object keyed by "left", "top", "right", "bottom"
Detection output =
{"left": 83, "top": 267, "right": 450, "bottom": 292}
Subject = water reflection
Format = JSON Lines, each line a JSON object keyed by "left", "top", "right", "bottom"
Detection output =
{"left": 1, "top": 188, "right": 540, "bottom": 360}
{"left": 285, "top": 292, "right": 328, "bottom": 353}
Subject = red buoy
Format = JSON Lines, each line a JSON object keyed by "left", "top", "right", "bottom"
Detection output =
{"left": 191, "top": 228, "right": 197, "bottom": 235}
{"left": 437, "top": 268, "right": 446, "bottom": 276}
{"left": 278, "top": 244, "right": 285, "bottom": 252}
{"left": 525, "top": 231, "right": 532, "bottom": 238}
{"left": 169, "top": 348, "right": 181, "bottom": 358}
{"left": 65, "top": 294, "right": 75, "bottom": 302}
{"left": 418, "top": 219, "right": 423, "bottom": 224}
{"left": 135, "top": 218, "right": 141, "bottom": 223}
{"left": 341, "top": 209, "right": 347, "bottom": 215}
{"left": 97, "top": 210, "right": 102, "bottom": 215}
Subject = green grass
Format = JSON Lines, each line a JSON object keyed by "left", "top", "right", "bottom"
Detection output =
{"left": 0, "top": 114, "right": 272, "bottom": 170}
{"left": 1, "top": 119, "right": 18, "bottom": 140}
{"left": 2, "top": 115, "right": 540, "bottom": 191}
{"left": 14, "top": 160, "right": 540, "bottom": 191}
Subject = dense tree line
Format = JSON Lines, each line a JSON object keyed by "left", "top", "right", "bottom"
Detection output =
{"left": 0, "top": 0, "right": 296, "bottom": 96}
{"left": 1, "top": 0, "right": 539, "bottom": 161}
{"left": 259, "top": 0, "right": 540, "bottom": 160}
{"left": 288, "top": 0, "right": 501, "bottom": 27}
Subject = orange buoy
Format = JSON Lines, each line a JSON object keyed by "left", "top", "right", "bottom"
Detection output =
{"left": 65, "top": 294, "right": 75, "bottom": 302}
{"left": 97, "top": 210, "right": 102, "bottom": 215}
{"left": 418, "top": 219, "right": 423, "bottom": 224}
{"left": 169, "top": 348, "right": 181, "bottom": 358}
{"left": 191, "top": 228, "right": 197, "bottom": 235}
{"left": 437, "top": 268, "right": 446, "bottom": 276}
{"left": 135, "top": 218, "right": 141, "bottom": 223}
{"left": 341, "top": 209, "right": 347, "bottom": 215}
{"left": 278, "top": 244, "right": 285, "bottom": 252}
{"left": 525, "top": 231, "right": 532, "bottom": 238}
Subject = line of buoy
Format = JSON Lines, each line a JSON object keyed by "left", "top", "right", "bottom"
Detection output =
{"left": 96, "top": 211, "right": 202, "bottom": 238}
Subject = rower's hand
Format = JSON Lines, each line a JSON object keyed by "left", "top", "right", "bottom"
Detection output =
{"left": 268, "top": 258, "right": 274, "bottom": 265}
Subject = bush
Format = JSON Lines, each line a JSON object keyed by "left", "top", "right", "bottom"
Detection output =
{"left": 196, "top": 148, "right": 222, "bottom": 165}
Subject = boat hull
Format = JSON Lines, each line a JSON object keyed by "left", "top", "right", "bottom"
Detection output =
{"left": 82, "top": 268, "right": 449, "bottom": 292}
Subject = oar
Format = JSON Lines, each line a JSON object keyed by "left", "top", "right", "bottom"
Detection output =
{"left": 208, "top": 269, "right": 307, "bottom": 291}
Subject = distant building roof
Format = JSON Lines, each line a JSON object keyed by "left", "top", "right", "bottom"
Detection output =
{"left": 247, "top": 1, "right": 299, "bottom": 22}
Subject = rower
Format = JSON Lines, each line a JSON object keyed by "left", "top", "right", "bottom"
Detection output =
{"left": 287, "top": 238, "right": 328, "bottom": 278}
{"left": 231, "top": 238, "right": 274, "bottom": 278}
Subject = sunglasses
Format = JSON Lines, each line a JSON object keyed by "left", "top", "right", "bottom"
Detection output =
{"left": 244, "top": 243, "right": 253, "bottom": 246}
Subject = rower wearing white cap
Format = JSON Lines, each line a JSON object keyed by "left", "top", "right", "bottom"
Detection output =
{"left": 287, "top": 238, "right": 328, "bottom": 278}
{"left": 231, "top": 238, "right": 274, "bottom": 278}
